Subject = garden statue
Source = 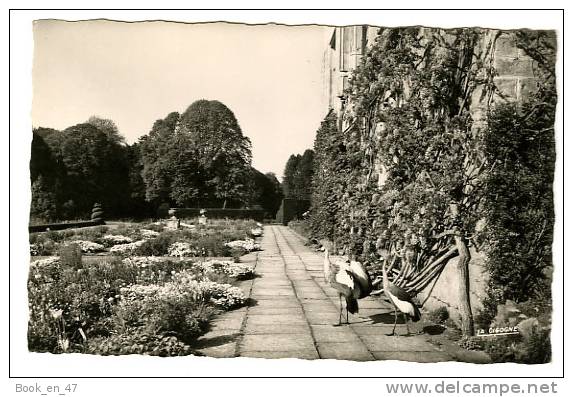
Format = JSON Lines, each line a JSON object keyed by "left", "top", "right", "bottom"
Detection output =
{"left": 198, "top": 209, "right": 207, "bottom": 225}
{"left": 166, "top": 208, "right": 180, "bottom": 230}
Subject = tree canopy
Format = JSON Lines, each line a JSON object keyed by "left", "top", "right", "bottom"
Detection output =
{"left": 30, "top": 121, "right": 134, "bottom": 221}
{"left": 282, "top": 149, "right": 314, "bottom": 200}
{"left": 139, "top": 100, "right": 254, "bottom": 208}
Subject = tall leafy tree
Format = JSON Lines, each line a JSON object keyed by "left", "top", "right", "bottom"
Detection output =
{"left": 87, "top": 116, "right": 125, "bottom": 145}
{"left": 140, "top": 101, "right": 253, "bottom": 208}
{"left": 282, "top": 154, "right": 301, "bottom": 198}
{"left": 124, "top": 142, "right": 152, "bottom": 217}
{"left": 30, "top": 175, "right": 57, "bottom": 222}
{"left": 179, "top": 100, "right": 253, "bottom": 208}
{"left": 296, "top": 149, "right": 315, "bottom": 200}
{"left": 38, "top": 122, "right": 130, "bottom": 219}
{"left": 30, "top": 129, "right": 62, "bottom": 221}
{"left": 310, "top": 111, "right": 349, "bottom": 239}
{"left": 139, "top": 112, "right": 181, "bottom": 205}
{"left": 250, "top": 169, "right": 284, "bottom": 217}
{"left": 282, "top": 150, "right": 314, "bottom": 200}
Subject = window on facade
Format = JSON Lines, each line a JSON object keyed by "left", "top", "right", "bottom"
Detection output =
{"left": 329, "top": 31, "right": 336, "bottom": 50}
{"left": 340, "top": 27, "right": 352, "bottom": 72}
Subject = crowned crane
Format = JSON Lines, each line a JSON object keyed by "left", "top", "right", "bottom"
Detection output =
{"left": 324, "top": 248, "right": 375, "bottom": 326}
{"left": 381, "top": 262, "right": 421, "bottom": 336}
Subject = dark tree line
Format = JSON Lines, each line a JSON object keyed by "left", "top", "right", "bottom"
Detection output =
{"left": 282, "top": 149, "right": 314, "bottom": 200}
{"left": 30, "top": 101, "right": 283, "bottom": 223}
{"left": 30, "top": 118, "right": 136, "bottom": 221}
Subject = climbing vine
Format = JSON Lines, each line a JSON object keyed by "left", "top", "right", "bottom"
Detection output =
{"left": 309, "top": 27, "right": 556, "bottom": 336}
{"left": 480, "top": 31, "right": 556, "bottom": 306}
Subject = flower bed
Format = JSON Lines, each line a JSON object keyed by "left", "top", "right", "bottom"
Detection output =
{"left": 101, "top": 235, "right": 133, "bottom": 246}
{"left": 120, "top": 272, "right": 246, "bottom": 310}
{"left": 27, "top": 250, "right": 253, "bottom": 355}
{"left": 29, "top": 219, "right": 262, "bottom": 258}
{"left": 70, "top": 240, "right": 105, "bottom": 253}
{"left": 249, "top": 226, "right": 263, "bottom": 237}
{"left": 28, "top": 219, "right": 262, "bottom": 354}
{"left": 225, "top": 238, "right": 261, "bottom": 252}
{"left": 200, "top": 260, "right": 255, "bottom": 280}
{"left": 109, "top": 240, "right": 146, "bottom": 254}
{"left": 167, "top": 242, "right": 199, "bottom": 257}
{"left": 121, "top": 257, "right": 255, "bottom": 283}
{"left": 140, "top": 229, "right": 160, "bottom": 239}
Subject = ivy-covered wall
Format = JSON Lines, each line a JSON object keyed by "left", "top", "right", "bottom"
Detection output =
{"left": 310, "top": 27, "right": 556, "bottom": 333}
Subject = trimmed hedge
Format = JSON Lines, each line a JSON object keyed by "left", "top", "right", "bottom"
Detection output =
{"left": 171, "top": 208, "right": 264, "bottom": 222}
{"left": 276, "top": 199, "right": 310, "bottom": 226}
{"left": 29, "top": 219, "right": 104, "bottom": 233}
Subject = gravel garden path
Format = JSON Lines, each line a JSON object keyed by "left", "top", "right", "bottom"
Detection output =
{"left": 195, "top": 225, "right": 457, "bottom": 361}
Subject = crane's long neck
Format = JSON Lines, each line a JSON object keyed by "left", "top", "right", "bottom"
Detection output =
{"left": 382, "top": 262, "right": 389, "bottom": 289}
{"left": 324, "top": 248, "right": 331, "bottom": 276}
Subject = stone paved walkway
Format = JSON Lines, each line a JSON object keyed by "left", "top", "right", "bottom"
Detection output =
{"left": 195, "top": 225, "right": 456, "bottom": 361}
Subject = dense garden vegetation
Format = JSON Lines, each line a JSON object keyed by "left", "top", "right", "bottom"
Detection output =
{"left": 28, "top": 219, "right": 262, "bottom": 355}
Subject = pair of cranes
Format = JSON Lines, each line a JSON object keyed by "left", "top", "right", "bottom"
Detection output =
{"left": 323, "top": 248, "right": 421, "bottom": 335}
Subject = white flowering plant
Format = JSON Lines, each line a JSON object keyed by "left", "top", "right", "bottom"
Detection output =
{"left": 30, "top": 257, "right": 61, "bottom": 268}
{"left": 224, "top": 238, "right": 261, "bottom": 252}
{"left": 120, "top": 271, "right": 246, "bottom": 310}
{"left": 139, "top": 229, "right": 160, "bottom": 239}
{"left": 167, "top": 242, "right": 199, "bottom": 257}
{"left": 101, "top": 235, "right": 133, "bottom": 247}
{"left": 70, "top": 240, "right": 105, "bottom": 253}
{"left": 200, "top": 260, "right": 255, "bottom": 280}
{"left": 109, "top": 240, "right": 146, "bottom": 255}
{"left": 249, "top": 227, "right": 263, "bottom": 237}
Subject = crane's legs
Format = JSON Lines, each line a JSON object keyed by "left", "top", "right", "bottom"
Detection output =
{"left": 335, "top": 295, "right": 342, "bottom": 326}
{"left": 403, "top": 313, "right": 410, "bottom": 336}
{"left": 387, "top": 306, "right": 398, "bottom": 336}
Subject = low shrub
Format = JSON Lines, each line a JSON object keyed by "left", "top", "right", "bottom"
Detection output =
{"left": 427, "top": 306, "right": 450, "bottom": 325}
{"left": 100, "top": 235, "right": 133, "bottom": 247}
{"left": 140, "top": 229, "right": 160, "bottom": 239}
{"left": 521, "top": 328, "right": 551, "bottom": 364}
{"left": 68, "top": 240, "right": 105, "bottom": 254}
{"left": 29, "top": 240, "right": 58, "bottom": 256}
{"left": 58, "top": 243, "right": 82, "bottom": 269}
{"left": 224, "top": 238, "right": 260, "bottom": 253}
{"left": 142, "top": 223, "right": 165, "bottom": 233}
{"left": 28, "top": 257, "right": 138, "bottom": 352}
{"left": 109, "top": 240, "right": 146, "bottom": 255}
{"left": 458, "top": 336, "right": 485, "bottom": 351}
{"left": 134, "top": 234, "right": 176, "bottom": 256}
{"left": 168, "top": 242, "right": 199, "bottom": 257}
{"left": 149, "top": 300, "right": 213, "bottom": 343}
{"left": 86, "top": 329, "right": 195, "bottom": 356}
{"left": 201, "top": 260, "right": 255, "bottom": 280}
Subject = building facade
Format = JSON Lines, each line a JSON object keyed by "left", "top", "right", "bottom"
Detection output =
{"left": 321, "top": 26, "right": 380, "bottom": 116}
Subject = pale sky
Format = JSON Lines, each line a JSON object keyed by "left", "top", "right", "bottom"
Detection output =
{"left": 32, "top": 20, "right": 330, "bottom": 179}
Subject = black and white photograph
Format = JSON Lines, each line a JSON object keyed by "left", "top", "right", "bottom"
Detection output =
{"left": 9, "top": 7, "right": 565, "bottom": 386}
